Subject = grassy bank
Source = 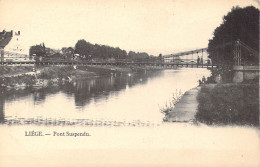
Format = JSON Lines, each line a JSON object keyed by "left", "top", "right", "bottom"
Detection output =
{"left": 84, "top": 65, "right": 160, "bottom": 75}
{"left": 0, "top": 65, "right": 158, "bottom": 89}
{"left": 39, "top": 66, "right": 97, "bottom": 80}
{"left": 195, "top": 83, "right": 259, "bottom": 126}
{"left": 0, "top": 66, "right": 34, "bottom": 76}
{"left": 0, "top": 66, "right": 98, "bottom": 88}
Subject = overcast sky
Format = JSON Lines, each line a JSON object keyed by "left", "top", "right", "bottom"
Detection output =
{"left": 0, "top": 0, "right": 259, "bottom": 55}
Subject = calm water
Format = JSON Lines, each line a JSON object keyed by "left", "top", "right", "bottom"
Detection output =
{"left": 0, "top": 68, "right": 211, "bottom": 125}
{"left": 0, "top": 68, "right": 259, "bottom": 167}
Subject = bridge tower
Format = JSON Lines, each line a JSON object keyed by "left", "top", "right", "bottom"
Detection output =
{"left": 233, "top": 40, "right": 242, "bottom": 65}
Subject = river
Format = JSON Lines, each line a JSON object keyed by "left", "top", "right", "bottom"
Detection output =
{"left": 0, "top": 68, "right": 259, "bottom": 167}
{"left": 0, "top": 68, "right": 211, "bottom": 125}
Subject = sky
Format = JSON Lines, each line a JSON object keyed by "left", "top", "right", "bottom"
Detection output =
{"left": 0, "top": 0, "right": 259, "bottom": 55}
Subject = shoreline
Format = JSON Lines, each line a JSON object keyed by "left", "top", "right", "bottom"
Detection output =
{"left": 0, "top": 65, "right": 160, "bottom": 90}
{"left": 163, "top": 82, "right": 259, "bottom": 126}
{"left": 163, "top": 86, "right": 201, "bottom": 123}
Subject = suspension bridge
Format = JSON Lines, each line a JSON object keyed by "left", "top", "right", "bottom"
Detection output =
{"left": 0, "top": 40, "right": 258, "bottom": 69}
{"left": 163, "top": 40, "right": 258, "bottom": 66}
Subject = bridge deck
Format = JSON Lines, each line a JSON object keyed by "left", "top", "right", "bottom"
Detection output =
{"left": 0, "top": 61, "right": 218, "bottom": 68}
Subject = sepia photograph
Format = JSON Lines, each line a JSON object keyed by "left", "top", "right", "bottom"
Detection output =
{"left": 0, "top": 0, "right": 259, "bottom": 166}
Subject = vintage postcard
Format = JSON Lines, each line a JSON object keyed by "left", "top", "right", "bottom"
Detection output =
{"left": 0, "top": 0, "right": 259, "bottom": 166}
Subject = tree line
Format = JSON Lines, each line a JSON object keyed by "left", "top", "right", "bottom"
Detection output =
{"left": 30, "top": 39, "right": 160, "bottom": 62}
{"left": 74, "top": 39, "right": 158, "bottom": 61}
{"left": 208, "top": 6, "right": 259, "bottom": 65}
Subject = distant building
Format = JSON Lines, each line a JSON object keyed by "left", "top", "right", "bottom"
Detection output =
{"left": 0, "top": 30, "right": 12, "bottom": 62}
{"left": 0, "top": 30, "right": 32, "bottom": 62}
{"left": 62, "top": 47, "right": 75, "bottom": 60}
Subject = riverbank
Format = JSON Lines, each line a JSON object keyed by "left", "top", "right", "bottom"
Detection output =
{"left": 0, "top": 65, "right": 159, "bottom": 89}
{"left": 195, "top": 83, "right": 259, "bottom": 126}
{"left": 163, "top": 87, "right": 201, "bottom": 123}
{"left": 162, "top": 81, "right": 259, "bottom": 126}
{"left": 0, "top": 66, "right": 95, "bottom": 89}
{"left": 0, "top": 66, "right": 34, "bottom": 76}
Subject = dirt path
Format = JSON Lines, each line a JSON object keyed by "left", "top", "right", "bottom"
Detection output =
{"left": 166, "top": 87, "right": 201, "bottom": 122}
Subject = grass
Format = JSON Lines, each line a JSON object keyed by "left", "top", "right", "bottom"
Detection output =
{"left": 0, "top": 65, "right": 157, "bottom": 88}
{"left": 160, "top": 89, "right": 183, "bottom": 119}
{"left": 0, "top": 66, "right": 33, "bottom": 76}
{"left": 39, "top": 66, "right": 76, "bottom": 79}
{"left": 0, "top": 66, "right": 98, "bottom": 87}
{"left": 195, "top": 83, "right": 259, "bottom": 126}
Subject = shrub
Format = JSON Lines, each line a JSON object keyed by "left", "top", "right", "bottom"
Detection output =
{"left": 195, "top": 84, "right": 259, "bottom": 125}
{"left": 160, "top": 89, "right": 182, "bottom": 117}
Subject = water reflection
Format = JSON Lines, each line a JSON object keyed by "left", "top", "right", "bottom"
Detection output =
{"left": 69, "top": 74, "right": 151, "bottom": 107}
{"left": 0, "top": 70, "right": 166, "bottom": 125}
{"left": 0, "top": 69, "right": 212, "bottom": 125}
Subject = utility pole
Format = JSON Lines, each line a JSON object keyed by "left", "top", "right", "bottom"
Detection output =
{"left": 201, "top": 49, "right": 203, "bottom": 68}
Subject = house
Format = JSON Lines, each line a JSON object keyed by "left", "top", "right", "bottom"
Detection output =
{"left": 62, "top": 47, "right": 75, "bottom": 60}
{"left": 0, "top": 30, "right": 32, "bottom": 62}
{"left": 0, "top": 30, "right": 12, "bottom": 62}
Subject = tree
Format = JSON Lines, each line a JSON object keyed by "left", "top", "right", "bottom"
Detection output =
{"left": 75, "top": 39, "right": 92, "bottom": 58}
{"left": 29, "top": 44, "right": 45, "bottom": 57}
{"left": 42, "top": 43, "right": 46, "bottom": 55}
{"left": 74, "top": 39, "right": 149, "bottom": 60}
{"left": 61, "top": 47, "right": 67, "bottom": 54}
{"left": 158, "top": 53, "right": 162, "bottom": 61}
{"left": 208, "top": 6, "right": 259, "bottom": 65}
{"left": 128, "top": 51, "right": 150, "bottom": 61}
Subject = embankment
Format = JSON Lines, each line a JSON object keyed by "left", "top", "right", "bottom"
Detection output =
{"left": 163, "top": 87, "right": 201, "bottom": 122}
{"left": 0, "top": 66, "right": 34, "bottom": 76}
{"left": 0, "top": 66, "right": 96, "bottom": 88}
{"left": 0, "top": 65, "right": 159, "bottom": 89}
